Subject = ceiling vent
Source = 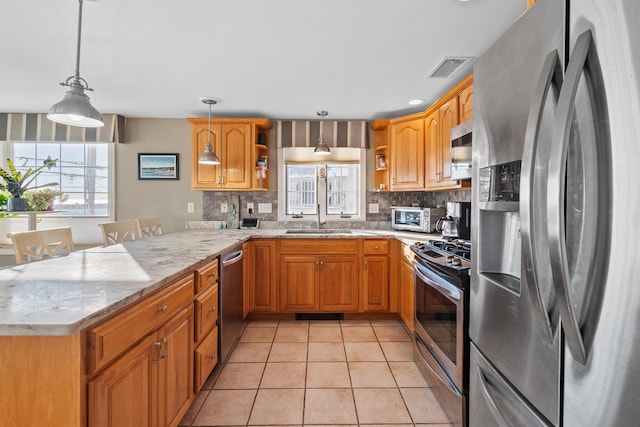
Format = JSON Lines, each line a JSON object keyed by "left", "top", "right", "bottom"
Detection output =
{"left": 427, "top": 57, "right": 473, "bottom": 78}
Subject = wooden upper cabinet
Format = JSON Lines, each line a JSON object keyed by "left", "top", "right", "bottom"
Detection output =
{"left": 221, "top": 123, "right": 252, "bottom": 189}
{"left": 439, "top": 96, "right": 459, "bottom": 183}
{"left": 425, "top": 75, "right": 472, "bottom": 191}
{"left": 189, "top": 118, "right": 271, "bottom": 191}
{"left": 371, "top": 120, "right": 390, "bottom": 191}
{"left": 192, "top": 123, "right": 222, "bottom": 188}
{"left": 390, "top": 117, "right": 425, "bottom": 190}
{"left": 458, "top": 83, "right": 474, "bottom": 124}
{"left": 527, "top": 0, "right": 536, "bottom": 8}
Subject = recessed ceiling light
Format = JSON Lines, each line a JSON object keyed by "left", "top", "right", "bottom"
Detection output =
{"left": 408, "top": 99, "right": 425, "bottom": 106}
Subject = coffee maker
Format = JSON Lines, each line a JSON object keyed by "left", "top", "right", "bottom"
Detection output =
{"left": 442, "top": 201, "right": 471, "bottom": 240}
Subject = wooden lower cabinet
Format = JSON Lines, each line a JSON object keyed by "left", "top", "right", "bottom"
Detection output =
{"left": 362, "top": 255, "right": 389, "bottom": 311}
{"left": 280, "top": 254, "right": 360, "bottom": 312}
{"left": 248, "top": 240, "right": 278, "bottom": 312}
{"left": 280, "top": 255, "right": 319, "bottom": 311}
{"left": 88, "top": 305, "right": 194, "bottom": 427}
{"left": 399, "top": 244, "right": 415, "bottom": 332}
{"left": 318, "top": 255, "right": 359, "bottom": 312}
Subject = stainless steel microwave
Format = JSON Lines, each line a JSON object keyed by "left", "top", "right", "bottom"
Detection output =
{"left": 391, "top": 206, "right": 446, "bottom": 233}
{"left": 450, "top": 119, "right": 472, "bottom": 180}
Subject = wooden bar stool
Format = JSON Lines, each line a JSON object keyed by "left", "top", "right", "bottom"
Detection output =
{"left": 136, "top": 217, "right": 163, "bottom": 237}
{"left": 7, "top": 226, "right": 75, "bottom": 264}
{"left": 98, "top": 220, "right": 140, "bottom": 246}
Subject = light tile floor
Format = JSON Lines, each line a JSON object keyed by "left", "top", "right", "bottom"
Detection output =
{"left": 180, "top": 319, "right": 452, "bottom": 427}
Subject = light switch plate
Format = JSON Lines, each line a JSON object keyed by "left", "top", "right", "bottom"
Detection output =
{"left": 258, "top": 203, "right": 272, "bottom": 213}
{"left": 187, "top": 202, "right": 195, "bottom": 213}
{"left": 368, "top": 203, "right": 379, "bottom": 214}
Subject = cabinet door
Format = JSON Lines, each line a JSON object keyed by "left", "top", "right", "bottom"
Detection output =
{"left": 192, "top": 123, "right": 222, "bottom": 190}
{"left": 425, "top": 110, "right": 441, "bottom": 189}
{"left": 400, "top": 258, "right": 415, "bottom": 332}
{"left": 390, "top": 118, "right": 425, "bottom": 190}
{"left": 439, "top": 96, "right": 459, "bottom": 183}
{"left": 280, "top": 255, "right": 318, "bottom": 312}
{"left": 88, "top": 334, "right": 156, "bottom": 427}
{"left": 157, "top": 306, "right": 193, "bottom": 427}
{"left": 362, "top": 255, "right": 389, "bottom": 312}
{"left": 319, "top": 255, "right": 359, "bottom": 312}
{"left": 220, "top": 123, "right": 252, "bottom": 189}
{"left": 250, "top": 240, "right": 278, "bottom": 312}
{"left": 459, "top": 84, "right": 473, "bottom": 123}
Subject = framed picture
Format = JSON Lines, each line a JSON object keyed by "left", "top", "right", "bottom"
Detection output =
{"left": 138, "top": 153, "right": 179, "bottom": 180}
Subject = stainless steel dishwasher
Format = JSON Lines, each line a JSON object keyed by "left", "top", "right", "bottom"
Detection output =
{"left": 219, "top": 244, "right": 244, "bottom": 364}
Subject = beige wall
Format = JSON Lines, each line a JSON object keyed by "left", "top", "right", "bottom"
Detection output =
{"left": 115, "top": 118, "right": 203, "bottom": 233}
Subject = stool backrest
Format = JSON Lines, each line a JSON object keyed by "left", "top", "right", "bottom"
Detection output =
{"left": 8, "top": 226, "right": 75, "bottom": 264}
{"left": 136, "top": 217, "right": 163, "bottom": 237}
{"left": 98, "top": 220, "right": 140, "bottom": 246}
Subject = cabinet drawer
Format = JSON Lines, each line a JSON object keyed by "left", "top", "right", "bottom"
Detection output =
{"left": 195, "top": 283, "right": 218, "bottom": 343}
{"left": 363, "top": 239, "right": 388, "bottom": 254}
{"left": 87, "top": 275, "right": 194, "bottom": 374}
{"left": 280, "top": 239, "right": 359, "bottom": 254}
{"left": 194, "top": 327, "right": 218, "bottom": 392}
{"left": 195, "top": 258, "right": 218, "bottom": 294}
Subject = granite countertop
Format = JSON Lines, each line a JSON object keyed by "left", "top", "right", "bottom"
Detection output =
{"left": 0, "top": 228, "right": 438, "bottom": 337}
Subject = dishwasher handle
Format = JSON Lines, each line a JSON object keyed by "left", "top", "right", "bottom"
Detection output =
{"left": 222, "top": 249, "right": 243, "bottom": 266}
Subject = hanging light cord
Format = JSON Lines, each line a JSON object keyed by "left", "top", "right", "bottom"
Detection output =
{"left": 61, "top": 0, "right": 92, "bottom": 92}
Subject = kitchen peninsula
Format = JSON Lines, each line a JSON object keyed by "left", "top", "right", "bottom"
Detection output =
{"left": 0, "top": 228, "right": 425, "bottom": 427}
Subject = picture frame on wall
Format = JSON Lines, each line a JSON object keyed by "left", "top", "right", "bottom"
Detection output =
{"left": 138, "top": 153, "right": 179, "bottom": 180}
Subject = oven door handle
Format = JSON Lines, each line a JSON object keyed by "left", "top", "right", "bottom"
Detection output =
{"left": 416, "top": 335, "right": 462, "bottom": 396}
{"left": 415, "top": 262, "right": 461, "bottom": 301}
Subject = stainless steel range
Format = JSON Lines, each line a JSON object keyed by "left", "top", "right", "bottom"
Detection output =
{"left": 411, "top": 239, "right": 471, "bottom": 427}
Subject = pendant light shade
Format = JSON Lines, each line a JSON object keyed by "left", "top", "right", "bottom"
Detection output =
{"left": 314, "top": 110, "right": 331, "bottom": 155}
{"left": 48, "top": 0, "right": 103, "bottom": 128}
{"left": 198, "top": 98, "right": 221, "bottom": 165}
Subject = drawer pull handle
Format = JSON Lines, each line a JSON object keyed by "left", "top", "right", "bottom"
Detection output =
{"left": 208, "top": 272, "right": 216, "bottom": 278}
{"left": 208, "top": 307, "right": 216, "bottom": 313}
{"left": 158, "top": 305, "right": 168, "bottom": 313}
{"left": 206, "top": 355, "right": 216, "bottom": 360}
{"left": 152, "top": 341, "right": 163, "bottom": 364}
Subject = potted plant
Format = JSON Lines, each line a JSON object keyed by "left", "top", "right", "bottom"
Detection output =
{"left": 25, "top": 189, "right": 69, "bottom": 211}
{"left": 0, "top": 158, "right": 58, "bottom": 212}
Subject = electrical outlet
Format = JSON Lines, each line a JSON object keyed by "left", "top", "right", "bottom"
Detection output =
{"left": 258, "top": 203, "right": 272, "bottom": 213}
{"left": 220, "top": 202, "right": 228, "bottom": 213}
{"left": 187, "top": 202, "right": 195, "bottom": 213}
{"left": 247, "top": 202, "right": 254, "bottom": 213}
{"left": 368, "top": 203, "right": 379, "bottom": 214}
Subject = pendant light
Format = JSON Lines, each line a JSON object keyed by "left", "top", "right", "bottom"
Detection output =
{"left": 48, "top": 0, "right": 103, "bottom": 128}
{"left": 314, "top": 110, "right": 331, "bottom": 155}
{"left": 198, "top": 98, "right": 221, "bottom": 165}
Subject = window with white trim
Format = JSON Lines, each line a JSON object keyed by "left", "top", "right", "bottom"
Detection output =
{"left": 10, "top": 142, "right": 110, "bottom": 216}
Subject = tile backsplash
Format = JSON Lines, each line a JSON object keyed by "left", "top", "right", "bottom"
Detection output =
{"left": 202, "top": 189, "right": 470, "bottom": 225}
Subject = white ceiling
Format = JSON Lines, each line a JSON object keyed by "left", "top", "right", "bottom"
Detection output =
{"left": 0, "top": 0, "right": 526, "bottom": 121}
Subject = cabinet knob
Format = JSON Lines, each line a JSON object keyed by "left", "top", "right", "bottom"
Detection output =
{"left": 364, "top": 260, "right": 368, "bottom": 270}
{"left": 208, "top": 272, "right": 216, "bottom": 278}
{"left": 208, "top": 307, "right": 216, "bottom": 313}
{"left": 374, "top": 245, "right": 379, "bottom": 250}
{"left": 157, "top": 305, "right": 168, "bottom": 313}
{"left": 207, "top": 355, "right": 216, "bottom": 360}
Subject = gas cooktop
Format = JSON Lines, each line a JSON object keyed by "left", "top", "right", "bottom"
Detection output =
{"left": 411, "top": 238, "right": 471, "bottom": 271}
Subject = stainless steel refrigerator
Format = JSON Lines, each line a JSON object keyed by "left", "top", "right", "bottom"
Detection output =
{"left": 470, "top": 0, "right": 640, "bottom": 425}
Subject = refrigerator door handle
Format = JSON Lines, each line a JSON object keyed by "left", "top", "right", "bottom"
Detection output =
{"left": 520, "top": 49, "right": 563, "bottom": 343}
{"left": 476, "top": 366, "right": 512, "bottom": 427}
{"left": 548, "top": 30, "right": 612, "bottom": 365}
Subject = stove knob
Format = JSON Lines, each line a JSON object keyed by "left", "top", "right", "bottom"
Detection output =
{"left": 447, "top": 255, "right": 455, "bottom": 263}
{"left": 452, "top": 257, "right": 462, "bottom": 266}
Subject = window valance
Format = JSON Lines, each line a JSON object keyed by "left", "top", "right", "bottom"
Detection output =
{"left": 0, "top": 113, "right": 125, "bottom": 143}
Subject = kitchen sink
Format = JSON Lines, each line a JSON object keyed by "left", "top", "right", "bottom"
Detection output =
{"left": 285, "top": 229, "right": 352, "bottom": 234}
